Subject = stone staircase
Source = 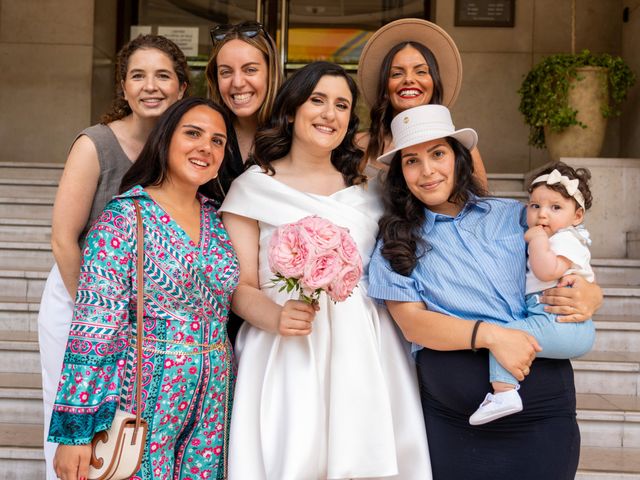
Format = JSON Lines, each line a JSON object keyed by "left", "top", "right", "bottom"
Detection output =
{"left": 0, "top": 165, "right": 638, "bottom": 478}
{"left": 0, "top": 162, "right": 59, "bottom": 478}
{"left": 491, "top": 173, "right": 640, "bottom": 480}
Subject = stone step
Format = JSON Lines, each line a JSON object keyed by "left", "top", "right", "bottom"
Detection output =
{"left": 0, "top": 270, "right": 48, "bottom": 304}
{"left": 0, "top": 423, "right": 42, "bottom": 448}
{"left": 0, "top": 162, "right": 63, "bottom": 182}
{"left": 0, "top": 391, "right": 638, "bottom": 477}
{"left": 0, "top": 224, "right": 51, "bottom": 243}
{"left": 577, "top": 393, "right": 640, "bottom": 449}
{"left": 0, "top": 373, "right": 42, "bottom": 425}
{"left": 594, "top": 316, "right": 640, "bottom": 353}
{"left": 593, "top": 259, "right": 640, "bottom": 287}
{"left": 600, "top": 287, "right": 640, "bottom": 316}
{"left": 0, "top": 300, "right": 40, "bottom": 332}
{"left": 490, "top": 190, "right": 528, "bottom": 201}
{"left": 0, "top": 331, "right": 40, "bottom": 374}
{"left": 1, "top": 377, "right": 638, "bottom": 445}
{"left": 0, "top": 218, "right": 51, "bottom": 228}
{"left": 15, "top": 441, "right": 636, "bottom": 480}
{"left": 577, "top": 446, "right": 640, "bottom": 479}
{"left": 0, "top": 241, "right": 54, "bottom": 271}
{"left": 0, "top": 356, "right": 637, "bottom": 478}
{"left": 0, "top": 182, "right": 58, "bottom": 200}
{"left": 0, "top": 424, "right": 44, "bottom": 479}
{"left": 0, "top": 446, "right": 44, "bottom": 479}
{"left": 487, "top": 172, "right": 525, "bottom": 192}
{"left": 573, "top": 351, "right": 640, "bottom": 396}
{"left": 0, "top": 329, "right": 637, "bottom": 388}
{"left": 0, "top": 197, "right": 53, "bottom": 221}
{"left": 0, "top": 409, "right": 638, "bottom": 480}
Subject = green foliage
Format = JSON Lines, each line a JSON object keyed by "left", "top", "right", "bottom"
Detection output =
{"left": 271, "top": 273, "right": 322, "bottom": 305}
{"left": 518, "top": 50, "right": 636, "bottom": 148}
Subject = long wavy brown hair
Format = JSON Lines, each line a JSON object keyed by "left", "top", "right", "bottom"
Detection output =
{"left": 364, "top": 42, "right": 443, "bottom": 164}
{"left": 120, "top": 97, "right": 237, "bottom": 204}
{"left": 252, "top": 62, "right": 366, "bottom": 187}
{"left": 379, "top": 137, "right": 486, "bottom": 276}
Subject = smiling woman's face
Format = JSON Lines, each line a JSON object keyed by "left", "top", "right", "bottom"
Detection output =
{"left": 400, "top": 137, "right": 461, "bottom": 216}
{"left": 387, "top": 45, "right": 435, "bottom": 114}
{"left": 122, "top": 47, "right": 186, "bottom": 120}
{"left": 291, "top": 74, "right": 353, "bottom": 154}
{"left": 215, "top": 39, "right": 268, "bottom": 119}
{"left": 166, "top": 105, "right": 227, "bottom": 189}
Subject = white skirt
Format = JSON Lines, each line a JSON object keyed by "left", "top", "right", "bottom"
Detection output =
{"left": 37, "top": 264, "right": 74, "bottom": 480}
{"left": 228, "top": 293, "right": 432, "bottom": 480}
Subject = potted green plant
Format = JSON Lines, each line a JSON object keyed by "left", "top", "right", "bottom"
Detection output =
{"left": 518, "top": 50, "right": 635, "bottom": 159}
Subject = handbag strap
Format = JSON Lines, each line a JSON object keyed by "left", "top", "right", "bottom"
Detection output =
{"left": 133, "top": 199, "right": 144, "bottom": 436}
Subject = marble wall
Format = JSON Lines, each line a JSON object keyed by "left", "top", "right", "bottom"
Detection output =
{"left": 0, "top": 0, "right": 638, "bottom": 169}
{"left": 439, "top": 0, "right": 636, "bottom": 173}
{"left": 0, "top": 0, "right": 94, "bottom": 164}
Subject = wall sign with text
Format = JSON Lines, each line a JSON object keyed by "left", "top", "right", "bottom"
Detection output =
{"left": 455, "top": 0, "right": 515, "bottom": 27}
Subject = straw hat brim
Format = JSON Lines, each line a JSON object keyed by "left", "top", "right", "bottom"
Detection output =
{"left": 357, "top": 18, "right": 463, "bottom": 108}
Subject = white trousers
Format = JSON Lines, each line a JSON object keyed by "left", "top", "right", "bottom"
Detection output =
{"left": 37, "top": 264, "right": 74, "bottom": 480}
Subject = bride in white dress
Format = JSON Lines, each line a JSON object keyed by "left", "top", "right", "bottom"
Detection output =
{"left": 220, "top": 62, "right": 431, "bottom": 480}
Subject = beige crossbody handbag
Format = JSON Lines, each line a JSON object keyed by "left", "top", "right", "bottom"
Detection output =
{"left": 88, "top": 200, "right": 149, "bottom": 480}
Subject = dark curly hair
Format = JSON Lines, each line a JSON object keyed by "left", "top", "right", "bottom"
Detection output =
{"left": 379, "top": 137, "right": 487, "bottom": 276}
{"left": 365, "top": 42, "right": 443, "bottom": 164}
{"left": 120, "top": 97, "right": 237, "bottom": 204}
{"left": 527, "top": 161, "right": 593, "bottom": 210}
{"left": 101, "top": 35, "right": 190, "bottom": 124}
{"left": 252, "top": 61, "right": 366, "bottom": 186}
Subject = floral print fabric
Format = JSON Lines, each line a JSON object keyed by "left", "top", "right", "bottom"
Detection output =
{"left": 48, "top": 186, "right": 239, "bottom": 480}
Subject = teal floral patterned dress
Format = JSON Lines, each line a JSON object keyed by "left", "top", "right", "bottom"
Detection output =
{"left": 48, "top": 186, "right": 239, "bottom": 480}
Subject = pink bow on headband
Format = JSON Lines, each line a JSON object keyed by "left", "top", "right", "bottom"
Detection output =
{"left": 531, "top": 169, "right": 585, "bottom": 208}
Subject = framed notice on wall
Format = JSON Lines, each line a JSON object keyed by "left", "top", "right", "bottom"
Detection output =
{"left": 455, "top": 0, "right": 515, "bottom": 27}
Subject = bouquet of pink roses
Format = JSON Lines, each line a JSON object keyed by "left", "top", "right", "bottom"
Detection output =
{"left": 268, "top": 215, "right": 363, "bottom": 304}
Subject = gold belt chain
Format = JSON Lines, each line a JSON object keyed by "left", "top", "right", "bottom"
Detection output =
{"left": 130, "top": 336, "right": 226, "bottom": 356}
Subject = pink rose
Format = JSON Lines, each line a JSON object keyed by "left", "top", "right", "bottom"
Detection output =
{"left": 268, "top": 215, "right": 362, "bottom": 304}
{"left": 302, "top": 252, "right": 342, "bottom": 290}
{"left": 268, "top": 223, "right": 310, "bottom": 278}
{"left": 298, "top": 215, "right": 341, "bottom": 252}
{"left": 327, "top": 263, "right": 363, "bottom": 302}
{"left": 336, "top": 227, "right": 361, "bottom": 266}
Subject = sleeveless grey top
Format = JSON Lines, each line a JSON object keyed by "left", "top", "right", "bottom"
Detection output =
{"left": 75, "top": 124, "right": 133, "bottom": 245}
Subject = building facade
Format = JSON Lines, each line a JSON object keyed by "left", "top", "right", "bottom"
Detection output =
{"left": 0, "top": 0, "right": 639, "bottom": 173}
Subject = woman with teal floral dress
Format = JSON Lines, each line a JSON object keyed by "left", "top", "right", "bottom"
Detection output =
{"left": 48, "top": 97, "right": 239, "bottom": 480}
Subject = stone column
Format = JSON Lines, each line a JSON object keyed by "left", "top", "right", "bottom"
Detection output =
{"left": 564, "top": 157, "right": 640, "bottom": 259}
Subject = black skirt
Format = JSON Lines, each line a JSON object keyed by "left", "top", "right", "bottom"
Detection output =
{"left": 416, "top": 348, "right": 580, "bottom": 480}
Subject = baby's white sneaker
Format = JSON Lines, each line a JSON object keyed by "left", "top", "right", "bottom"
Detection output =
{"left": 469, "top": 387, "right": 523, "bottom": 425}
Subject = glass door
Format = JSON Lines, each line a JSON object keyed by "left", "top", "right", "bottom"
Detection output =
{"left": 280, "top": 0, "right": 431, "bottom": 70}
{"left": 129, "top": 0, "right": 431, "bottom": 95}
{"left": 135, "top": 0, "right": 263, "bottom": 96}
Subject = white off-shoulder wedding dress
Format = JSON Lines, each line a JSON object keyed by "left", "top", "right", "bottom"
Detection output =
{"left": 220, "top": 166, "right": 431, "bottom": 480}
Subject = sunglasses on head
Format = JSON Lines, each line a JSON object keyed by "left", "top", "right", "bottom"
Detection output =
{"left": 210, "top": 21, "right": 265, "bottom": 44}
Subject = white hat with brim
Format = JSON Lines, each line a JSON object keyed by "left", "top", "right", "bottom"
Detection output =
{"left": 377, "top": 105, "right": 478, "bottom": 165}
{"left": 357, "top": 18, "right": 463, "bottom": 108}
